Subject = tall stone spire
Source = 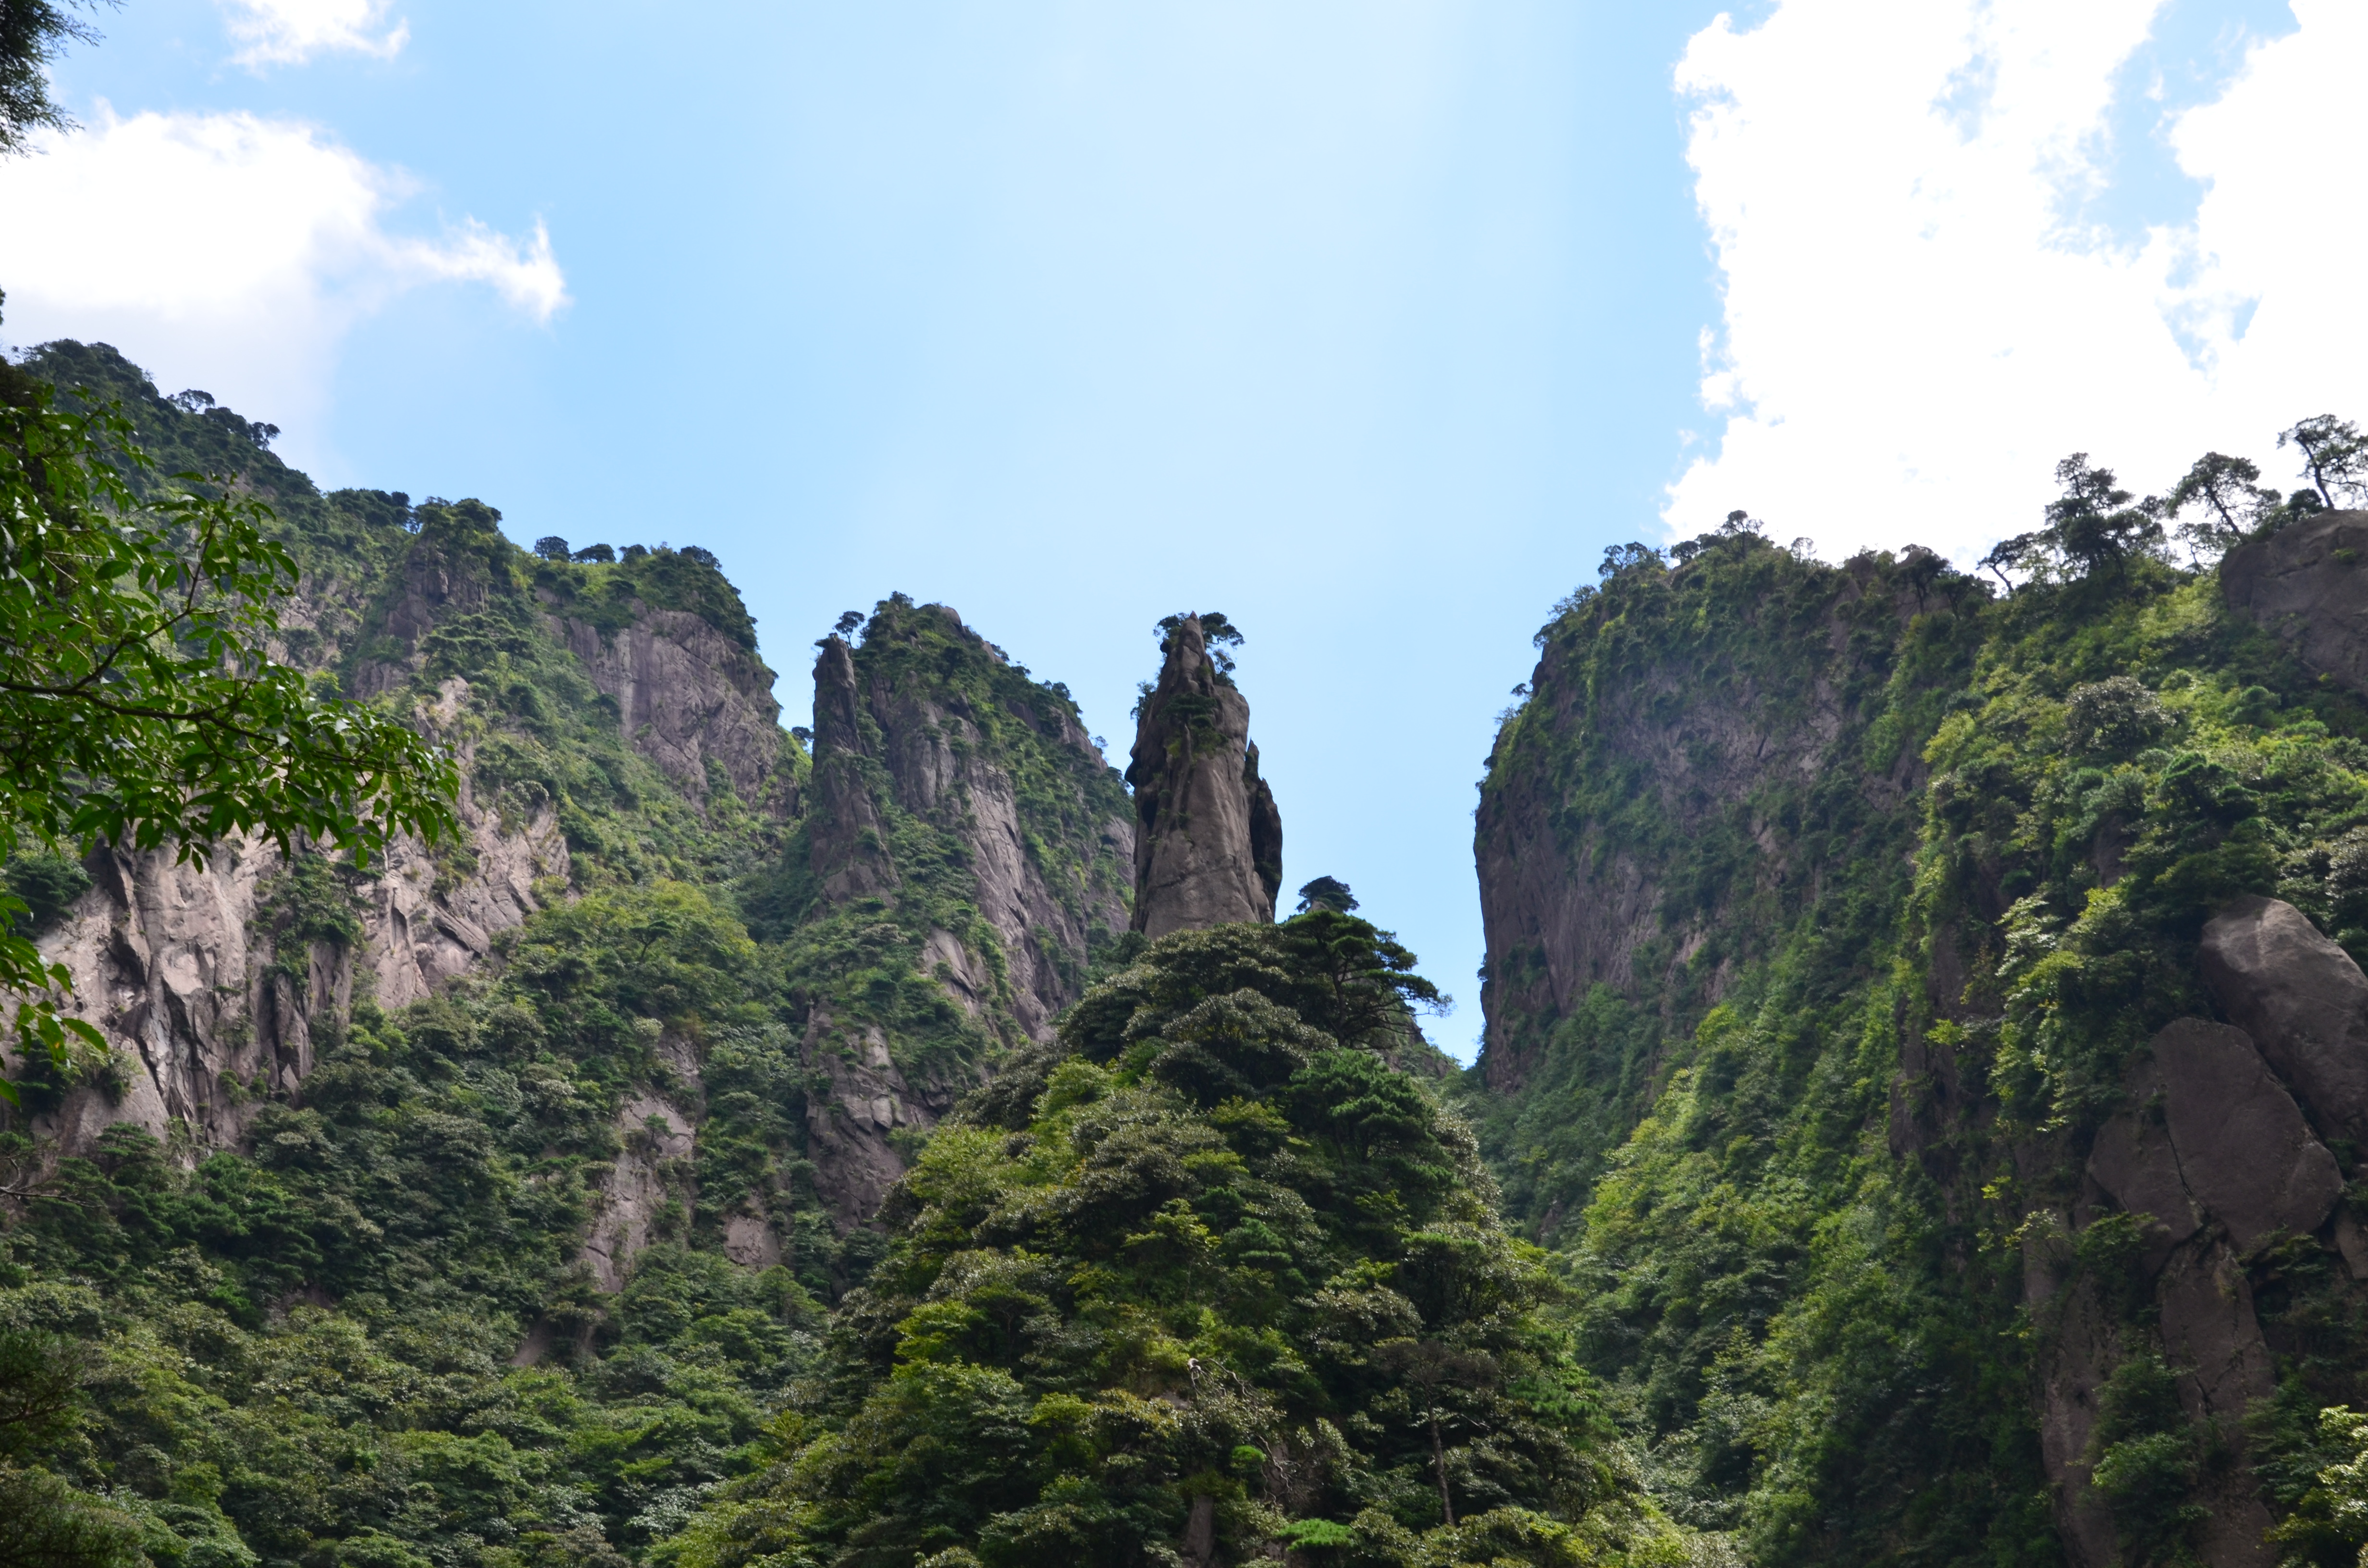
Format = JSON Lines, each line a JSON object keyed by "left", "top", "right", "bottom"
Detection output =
{"left": 1125, "top": 614, "right": 1282, "bottom": 938}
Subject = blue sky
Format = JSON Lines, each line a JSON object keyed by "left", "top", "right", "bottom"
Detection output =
{"left": 9, "top": 0, "right": 2354, "bottom": 1059}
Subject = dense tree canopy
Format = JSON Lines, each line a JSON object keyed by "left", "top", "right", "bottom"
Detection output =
{"left": 667, "top": 914, "right": 1681, "bottom": 1568}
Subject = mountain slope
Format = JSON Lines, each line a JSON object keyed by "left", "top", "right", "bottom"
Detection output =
{"left": 0, "top": 343, "right": 1138, "bottom": 1568}
{"left": 1467, "top": 519, "right": 2368, "bottom": 1566}
{"left": 669, "top": 915, "right": 1692, "bottom": 1568}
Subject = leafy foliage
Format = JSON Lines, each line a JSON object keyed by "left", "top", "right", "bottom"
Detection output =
{"left": 1295, "top": 878, "right": 1358, "bottom": 916}
{"left": 668, "top": 915, "right": 1690, "bottom": 1568}
{"left": 0, "top": 3, "right": 99, "bottom": 155}
{"left": 1154, "top": 612, "right": 1243, "bottom": 678}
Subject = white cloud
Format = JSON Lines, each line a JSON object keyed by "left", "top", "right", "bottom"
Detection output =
{"left": 221, "top": 0, "right": 407, "bottom": 69}
{"left": 0, "top": 108, "right": 566, "bottom": 466}
{"left": 1666, "top": 0, "right": 2368, "bottom": 564}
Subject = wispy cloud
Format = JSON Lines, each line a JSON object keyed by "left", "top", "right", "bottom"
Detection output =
{"left": 0, "top": 108, "right": 567, "bottom": 461}
{"left": 220, "top": 0, "right": 408, "bottom": 70}
{"left": 1665, "top": 0, "right": 2367, "bottom": 564}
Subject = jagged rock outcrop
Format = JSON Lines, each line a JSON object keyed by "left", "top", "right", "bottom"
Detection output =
{"left": 790, "top": 600, "right": 1134, "bottom": 1228}
{"left": 553, "top": 607, "right": 789, "bottom": 807}
{"left": 2222, "top": 510, "right": 2368, "bottom": 694}
{"left": 1125, "top": 615, "right": 1282, "bottom": 938}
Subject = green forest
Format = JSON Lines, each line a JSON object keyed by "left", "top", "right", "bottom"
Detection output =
{"left": 8, "top": 333, "right": 2368, "bottom": 1568}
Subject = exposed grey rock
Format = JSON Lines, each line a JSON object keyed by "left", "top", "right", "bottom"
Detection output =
{"left": 2200, "top": 894, "right": 2368, "bottom": 1154}
{"left": 2155, "top": 1242, "right": 2280, "bottom": 1568}
{"left": 807, "top": 636, "right": 897, "bottom": 903}
{"left": 2090, "top": 1017, "right": 2343, "bottom": 1259}
{"left": 359, "top": 506, "right": 793, "bottom": 813}
{"left": 722, "top": 1210, "right": 782, "bottom": 1269}
{"left": 22, "top": 710, "right": 569, "bottom": 1161}
{"left": 1126, "top": 615, "right": 1281, "bottom": 938}
{"left": 792, "top": 607, "right": 1132, "bottom": 1230}
{"left": 865, "top": 655, "right": 1127, "bottom": 1037}
{"left": 2084, "top": 1103, "right": 2201, "bottom": 1278}
{"left": 2023, "top": 1211, "right": 2122, "bottom": 1568}
{"left": 583, "top": 1087, "right": 699, "bottom": 1291}
{"left": 554, "top": 607, "right": 791, "bottom": 808}
{"left": 800, "top": 1014, "right": 949, "bottom": 1230}
{"left": 2063, "top": 1017, "right": 2340, "bottom": 1567}
{"left": 2221, "top": 509, "right": 2368, "bottom": 694}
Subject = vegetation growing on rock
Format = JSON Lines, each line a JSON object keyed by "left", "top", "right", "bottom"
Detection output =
{"left": 0, "top": 345, "right": 1141, "bottom": 1568}
{"left": 1466, "top": 476, "right": 2368, "bottom": 1564}
{"left": 665, "top": 913, "right": 1690, "bottom": 1568}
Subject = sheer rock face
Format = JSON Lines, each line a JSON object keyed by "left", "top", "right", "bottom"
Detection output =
{"left": 1125, "top": 616, "right": 1282, "bottom": 939}
{"left": 554, "top": 608, "right": 789, "bottom": 809}
{"left": 24, "top": 725, "right": 568, "bottom": 1160}
{"left": 2222, "top": 510, "right": 2368, "bottom": 694}
{"left": 1475, "top": 553, "right": 1925, "bottom": 1091}
{"left": 796, "top": 608, "right": 1133, "bottom": 1229}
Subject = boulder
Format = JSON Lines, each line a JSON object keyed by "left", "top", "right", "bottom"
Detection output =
{"left": 2221, "top": 510, "right": 2368, "bottom": 695}
{"left": 2088, "top": 1018, "right": 2342, "bottom": 1259}
{"left": 2200, "top": 894, "right": 2368, "bottom": 1153}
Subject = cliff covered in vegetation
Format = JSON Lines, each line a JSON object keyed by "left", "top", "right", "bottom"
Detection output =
{"left": 20, "top": 332, "right": 2368, "bottom": 1568}
{"left": 0, "top": 344, "right": 1139, "bottom": 1568}
{"left": 1468, "top": 494, "right": 2368, "bottom": 1566}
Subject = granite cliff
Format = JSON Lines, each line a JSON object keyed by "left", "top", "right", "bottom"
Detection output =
{"left": 1465, "top": 520, "right": 2368, "bottom": 1565}
{"left": 772, "top": 597, "right": 1135, "bottom": 1228}
{"left": 0, "top": 343, "right": 1131, "bottom": 1294}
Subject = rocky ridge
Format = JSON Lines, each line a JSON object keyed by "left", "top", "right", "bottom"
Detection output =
{"left": 779, "top": 597, "right": 1135, "bottom": 1229}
